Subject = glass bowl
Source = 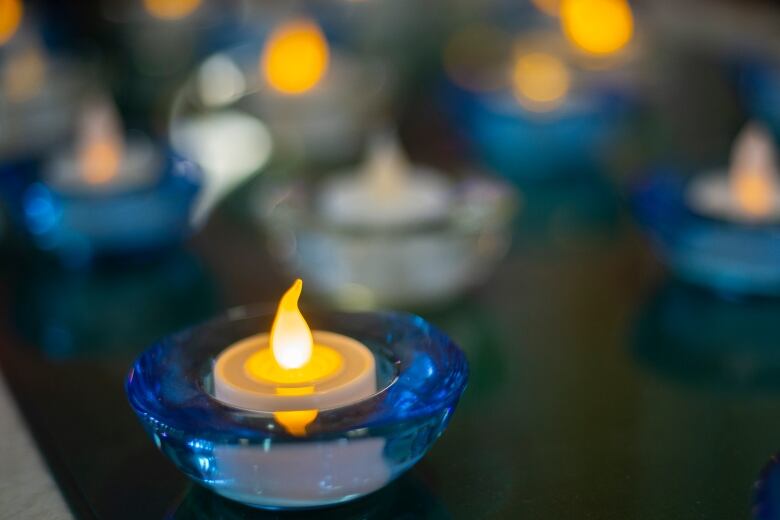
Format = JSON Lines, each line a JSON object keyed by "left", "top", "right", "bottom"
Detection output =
{"left": 21, "top": 149, "right": 202, "bottom": 268}
{"left": 256, "top": 176, "right": 516, "bottom": 309}
{"left": 125, "top": 306, "right": 469, "bottom": 510}
{"left": 633, "top": 171, "right": 780, "bottom": 297}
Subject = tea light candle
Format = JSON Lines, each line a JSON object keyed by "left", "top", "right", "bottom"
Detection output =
{"left": 214, "top": 279, "right": 376, "bottom": 432}
{"left": 317, "top": 136, "right": 452, "bottom": 228}
{"left": 687, "top": 122, "right": 780, "bottom": 223}
{"left": 245, "top": 18, "right": 383, "bottom": 164}
{"left": 212, "top": 280, "right": 388, "bottom": 506}
{"left": 44, "top": 99, "right": 161, "bottom": 196}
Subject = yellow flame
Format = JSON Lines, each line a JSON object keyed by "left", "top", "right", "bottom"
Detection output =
{"left": 143, "top": 0, "right": 201, "bottom": 20}
{"left": 270, "top": 279, "right": 314, "bottom": 369}
{"left": 731, "top": 170, "right": 774, "bottom": 218}
{"left": 511, "top": 52, "right": 570, "bottom": 111}
{"left": 79, "top": 138, "right": 123, "bottom": 185}
{"left": 0, "top": 0, "right": 22, "bottom": 46}
{"left": 560, "top": 0, "right": 633, "bottom": 56}
{"left": 261, "top": 19, "right": 329, "bottom": 95}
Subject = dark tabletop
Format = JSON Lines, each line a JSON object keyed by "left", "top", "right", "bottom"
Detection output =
{"left": 1, "top": 185, "right": 778, "bottom": 520}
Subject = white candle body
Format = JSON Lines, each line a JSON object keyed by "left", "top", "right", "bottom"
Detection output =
{"left": 317, "top": 138, "right": 452, "bottom": 228}
{"left": 212, "top": 331, "right": 389, "bottom": 508}
{"left": 44, "top": 137, "right": 161, "bottom": 197}
{"left": 687, "top": 171, "right": 780, "bottom": 223}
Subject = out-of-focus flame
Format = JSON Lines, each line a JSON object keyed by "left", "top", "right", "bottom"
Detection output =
{"left": 270, "top": 279, "right": 314, "bottom": 369}
{"left": 560, "top": 0, "right": 633, "bottom": 56}
{"left": 261, "top": 19, "right": 329, "bottom": 95}
{"left": 729, "top": 123, "right": 779, "bottom": 219}
{"left": 0, "top": 0, "right": 22, "bottom": 46}
{"left": 143, "top": 0, "right": 201, "bottom": 20}
{"left": 3, "top": 42, "right": 45, "bottom": 102}
{"left": 77, "top": 101, "right": 124, "bottom": 185}
{"left": 511, "top": 52, "right": 570, "bottom": 111}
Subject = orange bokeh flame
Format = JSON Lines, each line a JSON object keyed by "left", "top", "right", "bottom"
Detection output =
{"left": 261, "top": 19, "right": 329, "bottom": 95}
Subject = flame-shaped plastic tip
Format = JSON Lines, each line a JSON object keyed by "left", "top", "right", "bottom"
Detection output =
{"left": 270, "top": 279, "right": 313, "bottom": 369}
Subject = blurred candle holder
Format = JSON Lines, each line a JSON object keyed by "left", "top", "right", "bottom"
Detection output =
{"left": 442, "top": 28, "right": 638, "bottom": 180}
{"left": 176, "top": 16, "right": 388, "bottom": 170}
{"left": 257, "top": 137, "right": 517, "bottom": 309}
{"left": 634, "top": 123, "right": 780, "bottom": 297}
{"left": 20, "top": 100, "right": 202, "bottom": 268}
{"left": 126, "top": 303, "right": 468, "bottom": 509}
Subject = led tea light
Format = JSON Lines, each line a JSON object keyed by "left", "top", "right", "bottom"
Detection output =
{"left": 443, "top": 28, "right": 635, "bottom": 179}
{"left": 634, "top": 122, "right": 780, "bottom": 296}
{"left": 127, "top": 282, "right": 469, "bottom": 509}
{"left": 213, "top": 279, "right": 377, "bottom": 432}
{"left": 44, "top": 100, "right": 161, "bottom": 196}
{"left": 22, "top": 97, "right": 201, "bottom": 267}
{"left": 260, "top": 136, "right": 516, "bottom": 308}
{"left": 211, "top": 280, "right": 389, "bottom": 506}
{"left": 317, "top": 135, "right": 452, "bottom": 228}
{"left": 687, "top": 123, "right": 780, "bottom": 223}
{"left": 245, "top": 17, "right": 385, "bottom": 165}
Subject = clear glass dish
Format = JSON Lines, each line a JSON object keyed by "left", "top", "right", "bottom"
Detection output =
{"left": 633, "top": 171, "right": 780, "bottom": 297}
{"left": 125, "top": 306, "right": 469, "bottom": 510}
{"left": 257, "top": 176, "right": 516, "bottom": 309}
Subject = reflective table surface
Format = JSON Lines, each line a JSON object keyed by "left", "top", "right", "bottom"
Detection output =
{"left": 2, "top": 195, "right": 779, "bottom": 519}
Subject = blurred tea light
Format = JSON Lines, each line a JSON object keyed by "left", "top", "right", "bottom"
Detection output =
{"left": 560, "top": 0, "right": 634, "bottom": 56}
{"left": 142, "top": 0, "right": 201, "bottom": 20}
{"left": 171, "top": 109, "right": 272, "bottom": 225}
{"left": 511, "top": 51, "right": 571, "bottom": 112}
{"left": 261, "top": 18, "right": 329, "bottom": 95}
{"left": 197, "top": 53, "right": 246, "bottom": 107}
{"left": 687, "top": 123, "right": 780, "bottom": 223}
{"left": 318, "top": 135, "right": 452, "bottom": 227}
{"left": 45, "top": 98, "right": 160, "bottom": 195}
{"left": 0, "top": 0, "right": 22, "bottom": 45}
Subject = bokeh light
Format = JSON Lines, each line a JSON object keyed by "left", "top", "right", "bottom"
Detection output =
{"left": 142, "top": 0, "right": 202, "bottom": 21}
{"left": 511, "top": 52, "right": 571, "bottom": 111}
{"left": 560, "top": 0, "right": 633, "bottom": 56}
{"left": 261, "top": 19, "right": 329, "bottom": 95}
{"left": 0, "top": 0, "right": 23, "bottom": 45}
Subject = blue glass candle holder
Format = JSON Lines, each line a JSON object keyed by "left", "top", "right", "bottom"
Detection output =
{"left": 21, "top": 150, "right": 202, "bottom": 267}
{"left": 443, "top": 81, "right": 633, "bottom": 180}
{"left": 754, "top": 454, "right": 780, "bottom": 520}
{"left": 126, "top": 306, "right": 468, "bottom": 510}
{"left": 633, "top": 171, "right": 780, "bottom": 297}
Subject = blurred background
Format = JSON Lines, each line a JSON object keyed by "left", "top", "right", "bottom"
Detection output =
{"left": 5, "top": 0, "right": 780, "bottom": 518}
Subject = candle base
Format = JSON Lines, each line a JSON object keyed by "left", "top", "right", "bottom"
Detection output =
{"left": 634, "top": 171, "right": 780, "bottom": 297}
{"left": 126, "top": 306, "right": 468, "bottom": 510}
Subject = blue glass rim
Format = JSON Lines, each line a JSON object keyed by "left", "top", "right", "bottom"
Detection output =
{"left": 126, "top": 305, "right": 469, "bottom": 442}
